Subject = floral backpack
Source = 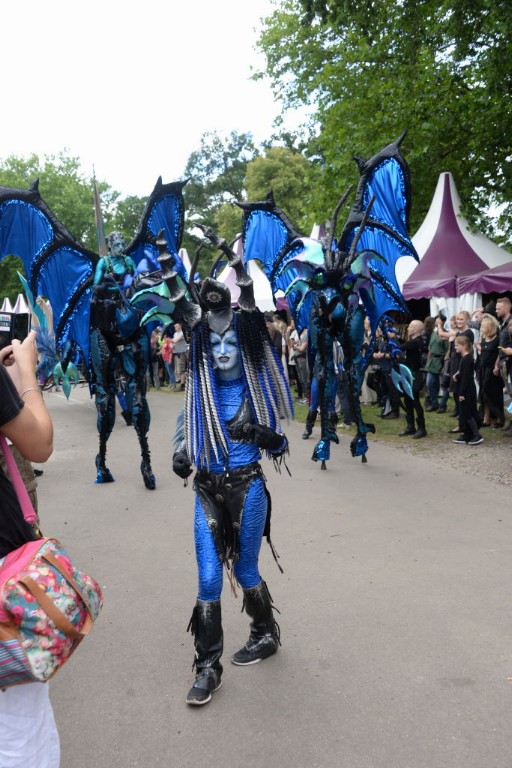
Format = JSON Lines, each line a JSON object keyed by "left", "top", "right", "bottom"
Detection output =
{"left": 0, "top": 435, "right": 103, "bottom": 688}
{"left": 0, "top": 538, "right": 103, "bottom": 687}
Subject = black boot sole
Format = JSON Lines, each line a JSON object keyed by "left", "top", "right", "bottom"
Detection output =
{"left": 186, "top": 679, "right": 222, "bottom": 706}
{"left": 230, "top": 644, "right": 278, "bottom": 666}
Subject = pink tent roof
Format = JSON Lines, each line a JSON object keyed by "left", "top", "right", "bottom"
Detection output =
{"left": 403, "top": 173, "right": 512, "bottom": 299}
{"left": 458, "top": 261, "right": 512, "bottom": 295}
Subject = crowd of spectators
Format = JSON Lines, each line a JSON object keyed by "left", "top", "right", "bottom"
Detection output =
{"left": 362, "top": 296, "right": 512, "bottom": 446}
{"left": 146, "top": 322, "right": 189, "bottom": 392}
{"left": 148, "top": 298, "right": 512, "bottom": 450}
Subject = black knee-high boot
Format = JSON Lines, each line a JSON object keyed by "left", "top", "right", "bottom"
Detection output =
{"left": 231, "top": 581, "right": 281, "bottom": 666}
{"left": 95, "top": 437, "right": 114, "bottom": 483}
{"left": 186, "top": 600, "right": 223, "bottom": 706}
{"left": 412, "top": 401, "right": 427, "bottom": 439}
{"left": 302, "top": 409, "right": 318, "bottom": 439}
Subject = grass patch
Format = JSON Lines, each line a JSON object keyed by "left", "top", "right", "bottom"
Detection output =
{"left": 292, "top": 399, "right": 508, "bottom": 451}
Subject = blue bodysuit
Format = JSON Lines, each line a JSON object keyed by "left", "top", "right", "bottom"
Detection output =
{"left": 193, "top": 376, "right": 271, "bottom": 600}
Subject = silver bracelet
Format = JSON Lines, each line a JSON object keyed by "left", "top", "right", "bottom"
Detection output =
{"left": 21, "top": 387, "right": 42, "bottom": 398}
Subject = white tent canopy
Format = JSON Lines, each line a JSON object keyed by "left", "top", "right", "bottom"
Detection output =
{"left": 179, "top": 247, "right": 193, "bottom": 279}
{"left": 215, "top": 235, "right": 279, "bottom": 312}
{"left": 397, "top": 172, "right": 512, "bottom": 318}
{"left": 12, "top": 293, "right": 30, "bottom": 314}
{"left": 217, "top": 258, "right": 277, "bottom": 312}
{"left": 1, "top": 297, "right": 13, "bottom": 312}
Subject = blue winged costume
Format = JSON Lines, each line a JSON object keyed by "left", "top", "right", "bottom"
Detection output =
{"left": 0, "top": 177, "right": 188, "bottom": 489}
{"left": 238, "top": 133, "right": 418, "bottom": 466}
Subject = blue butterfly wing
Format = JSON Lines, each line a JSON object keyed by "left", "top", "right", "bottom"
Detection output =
{"left": 0, "top": 183, "right": 97, "bottom": 359}
{"left": 124, "top": 178, "right": 189, "bottom": 281}
{"left": 237, "top": 194, "right": 303, "bottom": 287}
{"left": 339, "top": 134, "right": 418, "bottom": 331}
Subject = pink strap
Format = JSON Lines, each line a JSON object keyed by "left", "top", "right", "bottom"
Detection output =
{"left": 0, "top": 434, "right": 38, "bottom": 524}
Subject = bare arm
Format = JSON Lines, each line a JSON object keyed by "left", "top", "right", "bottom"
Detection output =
{"left": 0, "top": 332, "right": 53, "bottom": 462}
{"left": 296, "top": 332, "right": 308, "bottom": 353}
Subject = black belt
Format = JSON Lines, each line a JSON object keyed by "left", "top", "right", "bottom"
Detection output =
{"left": 193, "top": 463, "right": 265, "bottom": 565}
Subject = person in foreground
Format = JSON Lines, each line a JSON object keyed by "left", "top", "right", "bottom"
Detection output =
{"left": 0, "top": 331, "right": 59, "bottom": 767}
{"left": 131, "top": 232, "right": 293, "bottom": 707}
{"left": 174, "top": 312, "right": 290, "bottom": 706}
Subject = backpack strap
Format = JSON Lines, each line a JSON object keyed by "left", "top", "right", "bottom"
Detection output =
{"left": 0, "top": 434, "right": 38, "bottom": 524}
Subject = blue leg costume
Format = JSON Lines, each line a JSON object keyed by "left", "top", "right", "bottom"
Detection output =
{"left": 91, "top": 329, "right": 155, "bottom": 489}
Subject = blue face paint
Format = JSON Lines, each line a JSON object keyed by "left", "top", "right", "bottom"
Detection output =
{"left": 210, "top": 330, "right": 241, "bottom": 380}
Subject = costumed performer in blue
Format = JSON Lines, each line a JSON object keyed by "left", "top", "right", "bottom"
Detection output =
{"left": 130, "top": 227, "right": 293, "bottom": 707}
{"left": 237, "top": 133, "right": 418, "bottom": 468}
{"left": 0, "top": 176, "right": 190, "bottom": 491}
{"left": 90, "top": 177, "right": 189, "bottom": 489}
{"left": 90, "top": 230, "right": 155, "bottom": 489}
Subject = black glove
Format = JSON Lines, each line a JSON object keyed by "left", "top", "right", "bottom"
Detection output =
{"left": 172, "top": 451, "right": 193, "bottom": 479}
{"left": 249, "top": 424, "right": 287, "bottom": 452}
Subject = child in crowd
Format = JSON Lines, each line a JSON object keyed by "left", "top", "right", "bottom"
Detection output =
{"left": 452, "top": 335, "right": 483, "bottom": 446}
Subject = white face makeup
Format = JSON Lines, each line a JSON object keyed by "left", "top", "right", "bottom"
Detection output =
{"left": 210, "top": 330, "right": 241, "bottom": 380}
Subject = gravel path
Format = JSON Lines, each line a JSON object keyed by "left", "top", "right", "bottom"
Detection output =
{"left": 376, "top": 426, "right": 512, "bottom": 487}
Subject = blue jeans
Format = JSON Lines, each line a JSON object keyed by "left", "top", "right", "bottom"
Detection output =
{"left": 165, "top": 361, "right": 176, "bottom": 385}
{"left": 426, "top": 372, "right": 440, "bottom": 408}
{"left": 439, "top": 385, "right": 450, "bottom": 408}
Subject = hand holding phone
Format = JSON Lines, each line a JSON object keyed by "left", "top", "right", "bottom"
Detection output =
{"left": 2, "top": 332, "right": 38, "bottom": 393}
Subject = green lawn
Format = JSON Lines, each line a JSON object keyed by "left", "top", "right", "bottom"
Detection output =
{"left": 292, "top": 399, "right": 509, "bottom": 451}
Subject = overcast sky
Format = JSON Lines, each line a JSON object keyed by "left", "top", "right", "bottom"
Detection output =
{"left": 3, "top": 0, "right": 302, "bottom": 198}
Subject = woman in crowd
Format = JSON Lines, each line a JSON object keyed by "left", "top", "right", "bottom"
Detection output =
{"left": 291, "top": 323, "right": 309, "bottom": 405}
{"left": 158, "top": 329, "right": 176, "bottom": 389}
{"left": 147, "top": 328, "right": 161, "bottom": 389}
{"left": 171, "top": 323, "right": 189, "bottom": 391}
{"left": 424, "top": 316, "right": 449, "bottom": 412}
{"left": 397, "top": 319, "right": 427, "bottom": 439}
{"left": 476, "top": 313, "right": 504, "bottom": 428}
{"left": 273, "top": 312, "right": 290, "bottom": 382}
{"left": 287, "top": 318, "right": 302, "bottom": 398}
{"left": 436, "top": 315, "right": 457, "bottom": 414}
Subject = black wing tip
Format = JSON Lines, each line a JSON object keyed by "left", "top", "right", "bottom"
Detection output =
{"left": 352, "top": 155, "right": 366, "bottom": 172}
{"left": 352, "top": 130, "right": 408, "bottom": 170}
{"left": 151, "top": 177, "right": 189, "bottom": 197}
{"left": 237, "top": 190, "right": 276, "bottom": 212}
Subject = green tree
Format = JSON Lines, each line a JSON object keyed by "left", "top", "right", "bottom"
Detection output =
{"left": 182, "top": 130, "right": 261, "bottom": 272}
{"left": 111, "top": 195, "right": 146, "bottom": 244}
{"left": 0, "top": 152, "right": 120, "bottom": 300}
{"left": 0, "top": 255, "right": 26, "bottom": 303}
{"left": 184, "top": 130, "right": 259, "bottom": 221}
{"left": 245, "top": 147, "right": 319, "bottom": 234}
{"left": 256, "top": 0, "right": 512, "bottom": 245}
{"left": 213, "top": 203, "right": 244, "bottom": 242}
{"left": 0, "top": 151, "right": 115, "bottom": 250}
